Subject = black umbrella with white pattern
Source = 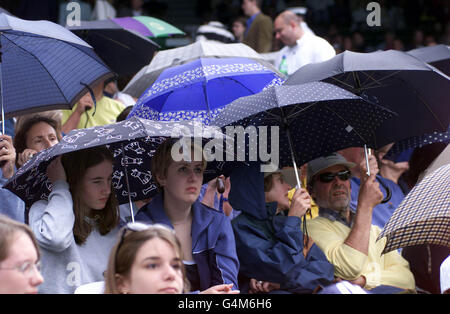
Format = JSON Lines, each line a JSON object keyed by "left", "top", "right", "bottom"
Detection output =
{"left": 4, "top": 117, "right": 237, "bottom": 218}
{"left": 210, "top": 81, "right": 397, "bottom": 188}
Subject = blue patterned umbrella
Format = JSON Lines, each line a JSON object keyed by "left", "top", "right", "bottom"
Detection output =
{"left": 127, "top": 56, "right": 284, "bottom": 125}
{"left": 210, "top": 81, "right": 396, "bottom": 187}
{"left": 4, "top": 116, "right": 238, "bottom": 210}
{"left": 377, "top": 164, "right": 450, "bottom": 254}
{"left": 0, "top": 13, "right": 113, "bottom": 123}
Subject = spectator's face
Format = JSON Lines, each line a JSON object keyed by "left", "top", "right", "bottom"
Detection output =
{"left": 242, "top": 0, "right": 254, "bottom": 17}
{"left": 157, "top": 160, "right": 204, "bottom": 206}
{"left": 81, "top": 160, "right": 113, "bottom": 210}
{"left": 118, "top": 238, "right": 183, "bottom": 294}
{"left": 26, "top": 122, "right": 59, "bottom": 152}
{"left": 232, "top": 21, "right": 246, "bottom": 38}
{"left": 310, "top": 165, "right": 351, "bottom": 212}
{"left": 274, "top": 17, "right": 296, "bottom": 46}
{"left": 265, "top": 173, "right": 292, "bottom": 210}
{"left": 0, "top": 232, "right": 43, "bottom": 294}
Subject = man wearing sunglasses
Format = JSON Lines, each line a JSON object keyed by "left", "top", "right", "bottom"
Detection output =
{"left": 305, "top": 153, "right": 415, "bottom": 293}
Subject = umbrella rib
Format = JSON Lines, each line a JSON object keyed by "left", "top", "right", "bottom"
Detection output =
{"left": 323, "top": 103, "right": 369, "bottom": 143}
{"left": 1, "top": 33, "right": 69, "bottom": 104}
{"left": 358, "top": 70, "right": 402, "bottom": 90}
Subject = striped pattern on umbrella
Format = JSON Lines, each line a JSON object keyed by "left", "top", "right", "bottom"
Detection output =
{"left": 377, "top": 163, "right": 450, "bottom": 254}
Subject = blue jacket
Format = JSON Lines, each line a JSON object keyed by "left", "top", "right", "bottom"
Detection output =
{"left": 135, "top": 193, "right": 240, "bottom": 291}
{"left": 229, "top": 162, "right": 334, "bottom": 293}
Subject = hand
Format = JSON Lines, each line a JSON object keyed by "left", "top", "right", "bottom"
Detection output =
{"left": 358, "top": 172, "right": 383, "bottom": 212}
{"left": 46, "top": 156, "right": 67, "bottom": 183}
{"left": 288, "top": 188, "right": 311, "bottom": 218}
{"left": 17, "top": 148, "right": 38, "bottom": 168}
{"left": 75, "top": 92, "right": 94, "bottom": 114}
{"left": 359, "top": 154, "right": 379, "bottom": 178}
{"left": 0, "top": 135, "right": 16, "bottom": 178}
{"left": 200, "top": 283, "right": 239, "bottom": 294}
{"left": 249, "top": 279, "right": 281, "bottom": 294}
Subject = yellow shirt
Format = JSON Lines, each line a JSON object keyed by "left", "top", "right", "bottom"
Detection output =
{"left": 61, "top": 96, "right": 126, "bottom": 129}
{"left": 305, "top": 216, "right": 415, "bottom": 290}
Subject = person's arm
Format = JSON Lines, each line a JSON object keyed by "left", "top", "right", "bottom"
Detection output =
{"left": 344, "top": 155, "right": 383, "bottom": 255}
{"left": 61, "top": 93, "right": 94, "bottom": 133}
{"left": 29, "top": 157, "right": 75, "bottom": 252}
{"left": 212, "top": 215, "right": 240, "bottom": 289}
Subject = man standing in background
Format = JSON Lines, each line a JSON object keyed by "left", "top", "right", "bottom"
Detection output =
{"left": 241, "top": 0, "right": 273, "bottom": 53}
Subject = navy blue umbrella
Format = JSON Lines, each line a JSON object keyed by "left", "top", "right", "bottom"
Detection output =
{"left": 383, "top": 46, "right": 450, "bottom": 160}
{"left": 284, "top": 50, "right": 450, "bottom": 150}
{"left": 68, "top": 19, "right": 160, "bottom": 77}
{"left": 127, "top": 56, "right": 284, "bottom": 125}
{"left": 4, "top": 117, "right": 239, "bottom": 220}
{"left": 0, "top": 13, "right": 113, "bottom": 126}
{"left": 210, "top": 81, "right": 396, "bottom": 187}
{"left": 407, "top": 44, "right": 450, "bottom": 75}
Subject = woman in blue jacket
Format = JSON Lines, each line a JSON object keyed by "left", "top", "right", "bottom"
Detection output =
{"left": 229, "top": 162, "right": 334, "bottom": 294}
{"left": 135, "top": 139, "right": 239, "bottom": 292}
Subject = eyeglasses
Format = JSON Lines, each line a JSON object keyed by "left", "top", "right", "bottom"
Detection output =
{"left": 316, "top": 170, "right": 351, "bottom": 183}
{"left": 0, "top": 260, "right": 41, "bottom": 278}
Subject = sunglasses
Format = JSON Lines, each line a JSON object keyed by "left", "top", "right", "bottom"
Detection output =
{"left": 116, "top": 222, "right": 175, "bottom": 255}
{"left": 316, "top": 170, "right": 351, "bottom": 183}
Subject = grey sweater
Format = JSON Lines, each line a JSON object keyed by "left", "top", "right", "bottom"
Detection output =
{"left": 29, "top": 180, "right": 120, "bottom": 294}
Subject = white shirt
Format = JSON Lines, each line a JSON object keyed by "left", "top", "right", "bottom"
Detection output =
{"left": 274, "top": 32, "right": 336, "bottom": 76}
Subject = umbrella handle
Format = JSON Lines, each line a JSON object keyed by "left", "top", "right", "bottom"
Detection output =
{"left": 377, "top": 176, "right": 392, "bottom": 204}
{"left": 364, "top": 145, "right": 392, "bottom": 204}
{"left": 217, "top": 177, "right": 225, "bottom": 194}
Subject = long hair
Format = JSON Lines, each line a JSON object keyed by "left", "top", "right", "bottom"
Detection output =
{"left": 0, "top": 214, "right": 40, "bottom": 263}
{"left": 61, "top": 146, "right": 119, "bottom": 245}
{"left": 104, "top": 224, "right": 190, "bottom": 294}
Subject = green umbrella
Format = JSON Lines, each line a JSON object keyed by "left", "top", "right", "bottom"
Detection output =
{"left": 112, "top": 16, "right": 185, "bottom": 38}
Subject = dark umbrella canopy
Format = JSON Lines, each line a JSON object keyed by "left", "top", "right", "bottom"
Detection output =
{"left": 210, "top": 81, "right": 396, "bottom": 169}
{"left": 284, "top": 50, "right": 450, "bottom": 149}
{"left": 407, "top": 44, "right": 450, "bottom": 75}
{"left": 4, "top": 117, "right": 237, "bottom": 207}
{"left": 0, "top": 13, "right": 113, "bottom": 118}
{"left": 68, "top": 19, "right": 160, "bottom": 76}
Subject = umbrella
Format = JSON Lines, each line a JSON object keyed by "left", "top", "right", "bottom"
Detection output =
{"left": 127, "top": 56, "right": 285, "bottom": 125}
{"left": 123, "top": 40, "right": 280, "bottom": 98}
{"left": 384, "top": 123, "right": 449, "bottom": 161}
{"left": 407, "top": 44, "right": 450, "bottom": 75}
{"left": 284, "top": 50, "right": 450, "bottom": 150}
{"left": 377, "top": 163, "right": 450, "bottom": 254}
{"left": 0, "top": 13, "right": 113, "bottom": 126}
{"left": 4, "top": 116, "right": 237, "bottom": 211}
{"left": 68, "top": 19, "right": 160, "bottom": 76}
{"left": 112, "top": 16, "right": 185, "bottom": 38}
{"left": 383, "top": 45, "right": 450, "bottom": 160}
{"left": 209, "top": 81, "right": 397, "bottom": 187}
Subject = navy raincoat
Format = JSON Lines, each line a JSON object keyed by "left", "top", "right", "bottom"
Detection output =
{"left": 135, "top": 193, "right": 240, "bottom": 291}
{"left": 229, "top": 163, "right": 334, "bottom": 293}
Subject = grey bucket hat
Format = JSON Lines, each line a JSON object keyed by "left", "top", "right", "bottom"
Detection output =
{"left": 307, "top": 153, "right": 355, "bottom": 185}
